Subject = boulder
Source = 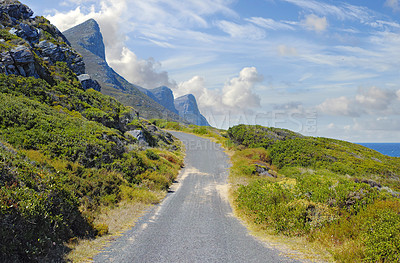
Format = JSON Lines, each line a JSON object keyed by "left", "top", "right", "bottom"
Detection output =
{"left": 11, "top": 45, "right": 34, "bottom": 64}
{"left": 36, "top": 40, "right": 85, "bottom": 75}
{"left": 16, "top": 22, "right": 39, "bottom": 41}
{"left": 78, "top": 74, "right": 101, "bottom": 91}
{"left": 253, "top": 163, "right": 276, "bottom": 178}
{"left": 127, "top": 130, "right": 148, "bottom": 146}
{"left": 2, "top": 45, "right": 39, "bottom": 77}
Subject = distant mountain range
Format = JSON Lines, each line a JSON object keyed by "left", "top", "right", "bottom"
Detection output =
{"left": 63, "top": 19, "right": 209, "bottom": 126}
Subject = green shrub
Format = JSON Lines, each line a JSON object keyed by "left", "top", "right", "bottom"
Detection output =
{"left": 94, "top": 223, "right": 109, "bottom": 237}
{"left": 362, "top": 200, "right": 400, "bottom": 262}
{"left": 0, "top": 146, "right": 94, "bottom": 262}
{"left": 146, "top": 149, "right": 160, "bottom": 160}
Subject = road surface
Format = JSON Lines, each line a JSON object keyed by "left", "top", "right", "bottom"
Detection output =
{"left": 94, "top": 132, "right": 300, "bottom": 263}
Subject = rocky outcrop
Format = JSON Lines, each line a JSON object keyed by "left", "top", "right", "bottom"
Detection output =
{"left": 78, "top": 74, "right": 101, "bottom": 91}
{"left": 0, "top": 0, "right": 33, "bottom": 20}
{"left": 174, "top": 94, "right": 210, "bottom": 126}
{"left": 149, "top": 86, "right": 178, "bottom": 114}
{"left": 36, "top": 40, "right": 84, "bottom": 75}
{"left": 127, "top": 130, "right": 148, "bottom": 146}
{"left": 1, "top": 45, "right": 38, "bottom": 77}
{"left": 0, "top": 1, "right": 85, "bottom": 81}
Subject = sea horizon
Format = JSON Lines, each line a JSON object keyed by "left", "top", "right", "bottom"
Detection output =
{"left": 357, "top": 143, "right": 400, "bottom": 157}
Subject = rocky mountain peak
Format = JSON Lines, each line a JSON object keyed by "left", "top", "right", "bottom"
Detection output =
{"left": 0, "top": 0, "right": 33, "bottom": 20}
{"left": 149, "top": 86, "right": 178, "bottom": 114}
{"left": 174, "top": 94, "right": 210, "bottom": 126}
{"left": 63, "top": 18, "right": 106, "bottom": 60}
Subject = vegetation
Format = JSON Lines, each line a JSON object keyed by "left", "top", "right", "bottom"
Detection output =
{"left": 0, "top": 73, "right": 130, "bottom": 132}
{"left": 0, "top": 79, "right": 184, "bottom": 261}
{"left": 2, "top": 2, "right": 398, "bottom": 261}
{"left": 151, "top": 119, "right": 227, "bottom": 144}
{"left": 228, "top": 124, "right": 400, "bottom": 262}
{"left": 0, "top": 14, "right": 184, "bottom": 262}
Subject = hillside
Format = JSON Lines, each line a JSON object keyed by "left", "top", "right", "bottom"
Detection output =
{"left": 0, "top": 1, "right": 183, "bottom": 261}
{"left": 227, "top": 124, "right": 400, "bottom": 262}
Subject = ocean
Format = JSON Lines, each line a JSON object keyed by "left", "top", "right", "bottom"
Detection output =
{"left": 358, "top": 143, "right": 400, "bottom": 157}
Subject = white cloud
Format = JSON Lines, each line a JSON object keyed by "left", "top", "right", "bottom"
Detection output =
{"left": 245, "top": 17, "right": 294, "bottom": 30}
{"left": 317, "top": 96, "right": 359, "bottom": 116}
{"left": 222, "top": 67, "right": 263, "bottom": 107}
{"left": 298, "top": 73, "right": 313, "bottom": 82}
{"left": 216, "top": 20, "right": 266, "bottom": 40}
{"left": 302, "top": 14, "right": 328, "bottom": 32}
{"left": 176, "top": 76, "right": 221, "bottom": 111}
{"left": 175, "top": 67, "right": 262, "bottom": 113}
{"left": 108, "top": 47, "right": 175, "bottom": 89}
{"left": 282, "top": 0, "right": 372, "bottom": 22}
{"left": 355, "top": 86, "right": 394, "bottom": 110}
{"left": 385, "top": 0, "right": 400, "bottom": 12}
{"left": 318, "top": 86, "right": 400, "bottom": 117}
{"left": 397, "top": 89, "right": 400, "bottom": 100}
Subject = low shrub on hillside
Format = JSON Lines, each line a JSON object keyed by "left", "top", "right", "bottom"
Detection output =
{"left": 0, "top": 146, "right": 94, "bottom": 262}
{"left": 229, "top": 124, "right": 400, "bottom": 262}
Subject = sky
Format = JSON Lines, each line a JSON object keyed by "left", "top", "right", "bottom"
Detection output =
{"left": 22, "top": 0, "right": 400, "bottom": 142}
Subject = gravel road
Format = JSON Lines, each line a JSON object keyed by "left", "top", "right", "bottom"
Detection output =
{"left": 94, "top": 132, "right": 301, "bottom": 263}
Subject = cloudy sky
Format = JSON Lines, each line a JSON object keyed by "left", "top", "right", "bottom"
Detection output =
{"left": 23, "top": 0, "right": 400, "bottom": 142}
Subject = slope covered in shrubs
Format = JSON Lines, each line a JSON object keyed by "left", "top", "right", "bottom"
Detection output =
{"left": 228, "top": 124, "right": 400, "bottom": 262}
{"left": 0, "top": 1, "right": 184, "bottom": 261}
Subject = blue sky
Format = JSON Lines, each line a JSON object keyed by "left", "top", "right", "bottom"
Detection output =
{"left": 23, "top": 0, "right": 400, "bottom": 142}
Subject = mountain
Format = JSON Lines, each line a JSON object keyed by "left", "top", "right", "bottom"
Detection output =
{"left": 148, "top": 86, "right": 210, "bottom": 126}
{"left": 174, "top": 94, "right": 210, "bottom": 126}
{"left": 149, "top": 86, "right": 179, "bottom": 115}
{"left": 63, "top": 19, "right": 185, "bottom": 122}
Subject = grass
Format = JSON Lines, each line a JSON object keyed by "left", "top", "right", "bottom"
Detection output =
{"left": 65, "top": 200, "right": 151, "bottom": 262}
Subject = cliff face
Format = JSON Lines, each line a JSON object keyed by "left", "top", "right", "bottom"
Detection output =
{"left": 66, "top": 18, "right": 106, "bottom": 61}
{"left": 149, "top": 86, "right": 179, "bottom": 115}
{"left": 174, "top": 94, "right": 210, "bottom": 126}
{"left": 63, "top": 19, "right": 186, "bottom": 122}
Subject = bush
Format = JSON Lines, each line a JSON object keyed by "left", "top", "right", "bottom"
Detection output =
{"left": 0, "top": 147, "right": 94, "bottom": 262}
{"left": 94, "top": 223, "right": 109, "bottom": 237}
{"left": 362, "top": 200, "right": 400, "bottom": 262}
{"left": 146, "top": 149, "right": 160, "bottom": 160}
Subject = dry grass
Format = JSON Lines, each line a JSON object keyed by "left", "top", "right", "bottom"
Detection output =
{"left": 65, "top": 192, "right": 166, "bottom": 262}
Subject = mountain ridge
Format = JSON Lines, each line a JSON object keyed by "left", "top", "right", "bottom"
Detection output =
{"left": 63, "top": 19, "right": 186, "bottom": 122}
{"left": 63, "top": 19, "right": 210, "bottom": 126}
